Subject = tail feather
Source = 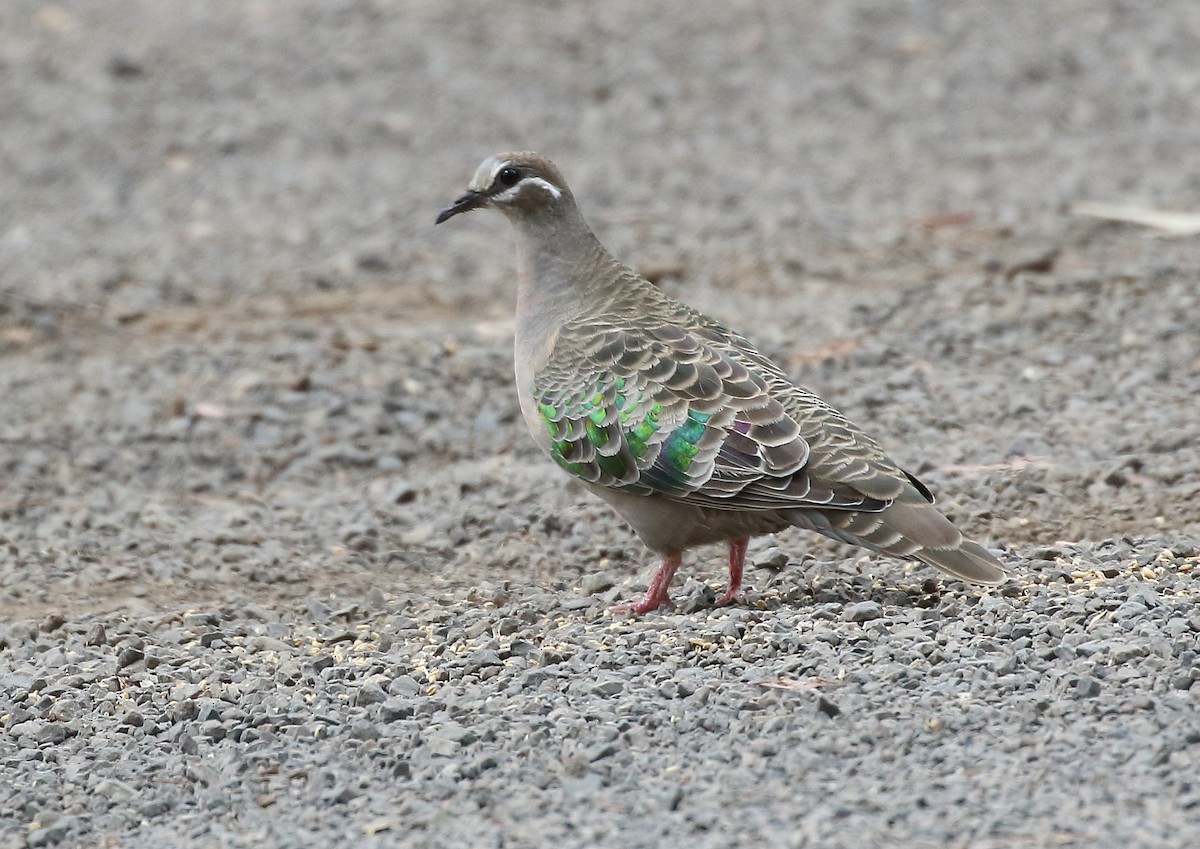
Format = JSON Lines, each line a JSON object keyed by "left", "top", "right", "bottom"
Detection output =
{"left": 879, "top": 502, "right": 1005, "bottom": 584}
{"left": 787, "top": 500, "right": 1007, "bottom": 585}
{"left": 913, "top": 538, "right": 1007, "bottom": 584}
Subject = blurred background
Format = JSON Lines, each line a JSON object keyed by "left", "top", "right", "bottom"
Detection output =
{"left": 4, "top": 0, "right": 1198, "bottom": 317}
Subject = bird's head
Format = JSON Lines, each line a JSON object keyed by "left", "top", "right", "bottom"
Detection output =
{"left": 436, "top": 152, "right": 573, "bottom": 225}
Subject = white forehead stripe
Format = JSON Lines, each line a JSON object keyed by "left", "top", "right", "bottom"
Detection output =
{"left": 468, "top": 157, "right": 563, "bottom": 200}
{"left": 468, "top": 156, "right": 504, "bottom": 192}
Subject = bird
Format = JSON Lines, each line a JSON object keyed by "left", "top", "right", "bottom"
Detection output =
{"left": 436, "top": 151, "right": 1006, "bottom": 614}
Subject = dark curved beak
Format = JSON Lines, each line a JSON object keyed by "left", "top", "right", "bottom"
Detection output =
{"left": 435, "top": 190, "right": 487, "bottom": 225}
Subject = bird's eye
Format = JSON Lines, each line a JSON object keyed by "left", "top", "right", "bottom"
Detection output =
{"left": 497, "top": 166, "right": 521, "bottom": 187}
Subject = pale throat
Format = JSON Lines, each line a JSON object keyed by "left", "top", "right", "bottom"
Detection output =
{"left": 512, "top": 215, "right": 603, "bottom": 323}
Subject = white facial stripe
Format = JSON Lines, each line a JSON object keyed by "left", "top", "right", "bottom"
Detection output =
{"left": 492, "top": 176, "right": 563, "bottom": 203}
{"left": 467, "top": 156, "right": 504, "bottom": 192}
{"left": 523, "top": 177, "right": 562, "bottom": 199}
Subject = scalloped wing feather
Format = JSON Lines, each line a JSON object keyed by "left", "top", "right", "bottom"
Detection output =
{"left": 532, "top": 316, "right": 896, "bottom": 514}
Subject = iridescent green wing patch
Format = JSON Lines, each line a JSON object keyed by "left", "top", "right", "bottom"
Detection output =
{"left": 535, "top": 363, "right": 724, "bottom": 497}
{"left": 641, "top": 408, "right": 710, "bottom": 491}
{"left": 532, "top": 321, "right": 887, "bottom": 512}
{"left": 534, "top": 369, "right": 646, "bottom": 489}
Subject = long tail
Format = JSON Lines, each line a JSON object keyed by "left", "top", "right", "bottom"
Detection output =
{"left": 786, "top": 500, "right": 1007, "bottom": 585}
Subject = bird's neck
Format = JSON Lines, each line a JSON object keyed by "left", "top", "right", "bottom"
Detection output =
{"left": 511, "top": 210, "right": 626, "bottom": 334}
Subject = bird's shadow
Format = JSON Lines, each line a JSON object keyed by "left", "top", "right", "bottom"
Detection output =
{"left": 598, "top": 552, "right": 1029, "bottom": 618}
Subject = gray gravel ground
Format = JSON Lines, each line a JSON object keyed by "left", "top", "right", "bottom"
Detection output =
{"left": 2, "top": 2, "right": 1199, "bottom": 847}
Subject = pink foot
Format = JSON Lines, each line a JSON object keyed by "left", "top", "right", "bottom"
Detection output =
{"left": 611, "top": 549, "right": 682, "bottom": 615}
{"left": 714, "top": 538, "right": 749, "bottom": 607}
{"left": 714, "top": 588, "right": 743, "bottom": 607}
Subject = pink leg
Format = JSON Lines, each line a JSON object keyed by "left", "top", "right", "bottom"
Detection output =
{"left": 613, "top": 549, "right": 682, "bottom": 615}
{"left": 715, "top": 538, "right": 749, "bottom": 607}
